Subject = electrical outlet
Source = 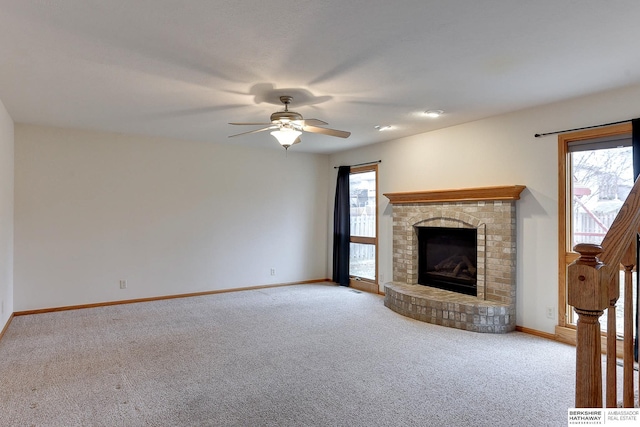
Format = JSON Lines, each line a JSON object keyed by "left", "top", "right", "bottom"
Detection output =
{"left": 379, "top": 273, "right": 384, "bottom": 283}
{"left": 270, "top": 268, "right": 276, "bottom": 276}
{"left": 546, "top": 306, "right": 555, "bottom": 319}
{"left": 119, "top": 280, "right": 127, "bottom": 289}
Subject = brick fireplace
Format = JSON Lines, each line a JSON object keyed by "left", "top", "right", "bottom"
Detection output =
{"left": 383, "top": 185, "right": 525, "bottom": 333}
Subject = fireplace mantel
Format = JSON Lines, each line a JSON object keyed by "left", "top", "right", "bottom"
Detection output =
{"left": 384, "top": 185, "right": 526, "bottom": 204}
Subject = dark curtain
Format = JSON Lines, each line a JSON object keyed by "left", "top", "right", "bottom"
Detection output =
{"left": 332, "top": 166, "right": 350, "bottom": 286}
{"left": 633, "top": 119, "right": 640, "bottom": 361}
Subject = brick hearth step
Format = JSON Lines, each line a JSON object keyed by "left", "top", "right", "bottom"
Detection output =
{"left": 384, "top": 282, "right": 514, "bottom": 333}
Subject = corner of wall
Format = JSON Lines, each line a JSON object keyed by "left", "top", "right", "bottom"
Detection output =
{"left": 0, "top": 98, "right": 14, "bottom": 331}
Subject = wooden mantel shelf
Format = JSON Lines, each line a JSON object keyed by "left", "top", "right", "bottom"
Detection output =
{"left": 384, "top": 185, "right": 526, "bottom": 204}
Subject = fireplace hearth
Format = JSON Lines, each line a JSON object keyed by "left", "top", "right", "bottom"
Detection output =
{"left": 417, "top": 226, "right": 477, "bottom": 296}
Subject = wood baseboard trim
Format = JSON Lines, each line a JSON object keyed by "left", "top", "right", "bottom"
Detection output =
{"left": 555, "top": 325, "right": 577, "bottom": 346}
{"left": 349, "top": 279, "right": 378, "bottom": 294}
{"left": 0, "top": 313, "right": 15, "bottom": 342}
{"left": 14, "top": 279, "right": 331, "bottom": 316}
{"left": 515, "top": 325, "right": 558, "bottom": 342}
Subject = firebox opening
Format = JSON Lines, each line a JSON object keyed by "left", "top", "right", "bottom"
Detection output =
{"left": 417, "top": 226, "right": 477, "bottom": 296}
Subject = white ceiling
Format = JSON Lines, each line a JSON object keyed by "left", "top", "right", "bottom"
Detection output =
{"left": 1, "top": 1, "right": 640, "bottom": 154}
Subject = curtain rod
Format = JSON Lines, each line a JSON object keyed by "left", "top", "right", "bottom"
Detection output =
{"left": 333, "top": 160, "right": 381, "bottom": 169}
{"left": 534, "top": 119, "right": 632, "bottom": 138}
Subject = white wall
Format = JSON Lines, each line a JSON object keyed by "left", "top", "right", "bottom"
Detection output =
{"left": 328, "top": 83, "right": 640, "bottom": 334}
{"left": 14, "top": 125, "right": 329, "bottom": 311}
{"left": 0, "top": 98, "right": 14, "bottom": 329}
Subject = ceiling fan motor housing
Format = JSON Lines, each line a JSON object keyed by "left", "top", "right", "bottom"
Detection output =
{"left": 270, "top": 111, "right": 303, "bottom": 123}
{"left": 270, "top": 95, "right": 303, "bottom": 124}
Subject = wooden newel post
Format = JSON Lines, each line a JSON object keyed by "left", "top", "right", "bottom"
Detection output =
{"left": 568, "top": 243, "right": 608, "bottom": 408}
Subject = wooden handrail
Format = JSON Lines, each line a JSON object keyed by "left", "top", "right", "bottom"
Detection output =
{"left": 568, "top": 176, "right": 640, "bottom": 408}
{"left": 598, "top": 178, "right": 640, "bottom": 281}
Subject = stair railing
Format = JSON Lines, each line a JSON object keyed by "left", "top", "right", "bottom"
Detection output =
{"left": 568, "top": 177, "right": 640, "bottom": 408}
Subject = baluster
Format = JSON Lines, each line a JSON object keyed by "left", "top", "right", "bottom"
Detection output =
{"left": 568, "top": 243, "right": 609, "bottom": 408}
{"left": 606, "top": 272, "right": 619, "bottom": 408}
{"left": 621, "top": 240, "right": 636, "bottom": 407}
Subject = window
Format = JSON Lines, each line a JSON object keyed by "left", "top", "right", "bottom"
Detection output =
{"left": 569, "top": 134, "right": 633, "bottom": 248}
{"left": 349, "top": 165, "right": 377, "bottom": 291}
{"left": 558, "top": 124, "right": 637, "bottom": 336}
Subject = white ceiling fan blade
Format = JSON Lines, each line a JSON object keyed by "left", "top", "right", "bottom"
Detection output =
{"left": 302, "top": 125, "right": 351, "bottom": 138}
{"left": 300, "top": 118, "right": 328, "bottom": 126}
{"left": 229, "top": 126, "right": 278, "bottom": 138}
{"left": 229, "top": 122, "right": 273, "bottom": 126}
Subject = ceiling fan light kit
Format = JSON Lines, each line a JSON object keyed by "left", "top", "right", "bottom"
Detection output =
{"left": 229, "top": 95, "right": 350, "bottom": 150}
{"left": 271, "top": 129, "right": 302, "bottom": 149}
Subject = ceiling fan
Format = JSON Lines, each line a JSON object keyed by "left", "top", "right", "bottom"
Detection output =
{"left": 229, "top": 96, "right": 351, "bottom": 149}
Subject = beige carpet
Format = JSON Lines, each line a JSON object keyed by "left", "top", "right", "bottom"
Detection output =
{"left": 0, "top": 283, "right": 577, "bottom": 426}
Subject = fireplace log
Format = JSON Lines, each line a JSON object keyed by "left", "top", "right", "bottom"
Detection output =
{"left": 435, "top": 254, "right": 476, "bottom": 277}
{"left": 461, "top": 255, "right": 476, "bottom": 276}
{"left": 452, "top": 261, "right": 463, "bottom": 276}
{"left": 435, "top": 254, "right": 459, "bottom": 271}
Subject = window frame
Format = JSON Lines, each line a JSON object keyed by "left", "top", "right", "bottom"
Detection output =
{"left": 557, "top": 123, "right": 632, "bottom": 334}
{"left": 349, "top": 164, "right": 378, "bottom": 292}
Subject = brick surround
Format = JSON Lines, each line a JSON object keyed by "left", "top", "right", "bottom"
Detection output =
{"left": 383, "top": 186, "right": 524, "bottom": 333}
